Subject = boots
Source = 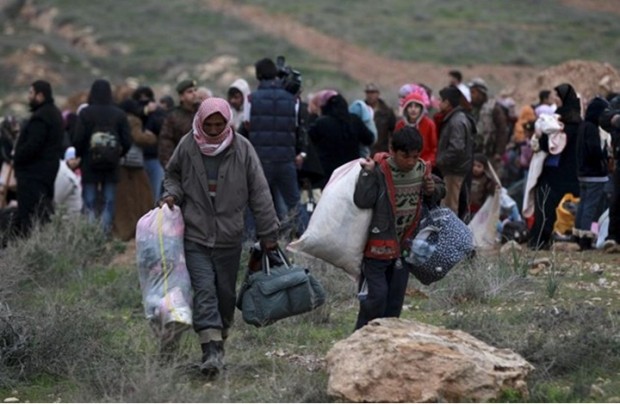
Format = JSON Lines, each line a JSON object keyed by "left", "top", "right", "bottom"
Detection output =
{"left": 200, "top": 340, "right": 224, "bottom": 378}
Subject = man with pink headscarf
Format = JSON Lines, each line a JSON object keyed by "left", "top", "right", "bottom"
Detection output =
{"left": 161, "top": 97, "right": 279, "bottom": 378}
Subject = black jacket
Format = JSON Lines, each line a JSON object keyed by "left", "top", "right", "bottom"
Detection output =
{"left": 576, "top": 97, "right": 608, "bottom": 179}
{"left": 309, "top": 95, "right": 375, "bottom": 188}
{"left": 13, "top": 100, "right": 64, "bottom": 184}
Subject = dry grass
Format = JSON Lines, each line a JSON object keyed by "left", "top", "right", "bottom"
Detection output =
{"left": 2, "top": 216, "right": 620, "bottom": 401}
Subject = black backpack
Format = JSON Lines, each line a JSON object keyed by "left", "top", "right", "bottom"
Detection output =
{"left": 89, "top": 128, "right": 120, "bottom": 171}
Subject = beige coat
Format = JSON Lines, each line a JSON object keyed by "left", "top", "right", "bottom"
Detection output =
{"left": 163, "top": 133, "right": 279, "bottom": 248}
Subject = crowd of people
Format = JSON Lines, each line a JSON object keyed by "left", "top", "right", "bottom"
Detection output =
{"left": 1, "top": 60, "right": 620, "bottom": 378}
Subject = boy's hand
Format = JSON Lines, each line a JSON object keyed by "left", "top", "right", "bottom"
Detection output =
{"left": 423, "top": 176, "right": 435, "bottom": 195}
{"left": 360, "top": 157, "right": 375, "bottom": 172}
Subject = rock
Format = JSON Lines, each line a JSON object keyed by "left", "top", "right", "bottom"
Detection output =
{"left": 326, "top": 318, "right": 534, "bottom": 403}
{"left": 530, "top": 257, "right": 552, "bottom": 267}
{"left": 552, "top": 241, "right": 581, "bottom": 252}
{"left": 500, "top": 240, "right": 522, "bottom": 255}
{"left": 590, "top": 263, "right": 604, "bottom": 275}
{"left": 3, "top": 398, "right": 19, "bottom": 403}
{"left": 590, "top": 384, "right": 605, "bottom": 398}
{"left": 528, "top": 258, "right": 551, "bottom": 276}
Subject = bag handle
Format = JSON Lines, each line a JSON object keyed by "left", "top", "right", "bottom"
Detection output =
{"left": 261, "top": 245, "right": 290, "bottom": 275}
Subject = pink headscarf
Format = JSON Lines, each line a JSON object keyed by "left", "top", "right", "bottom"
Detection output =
{"left": 308, "top": 89, "right": 338, "bottom": 115}
{"left": 192, "top": 97, "right": 234, "bottom": 156}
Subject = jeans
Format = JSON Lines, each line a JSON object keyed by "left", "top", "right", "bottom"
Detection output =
{"left": 82, "top": 181, "right": 117, "bottom": 235}
{"left": 261, "top": 161, "right": 306, "bottom": 238}
{"left": 143, "top": 157, "right": 164, "bottom": 202}
{"left": 355, "top": 258, "right": 409, "bottom": 330}
{"left": 575, "top": 181, "right": 607, "bottom": 233}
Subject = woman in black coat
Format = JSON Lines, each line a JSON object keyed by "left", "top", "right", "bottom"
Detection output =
{"left": 308, "top": 93, "right": 375, "bottom": 188}
{"left": 529, "top": 83, "right": 581, "bottom": 249}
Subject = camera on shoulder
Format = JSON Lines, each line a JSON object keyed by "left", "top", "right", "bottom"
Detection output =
{"left": 275, "top": 55, "right": 302, "bottom": 95}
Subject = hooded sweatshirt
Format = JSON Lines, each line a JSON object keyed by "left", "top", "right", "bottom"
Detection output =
{"left": 228, "top": 78, "right": 251, "bottom": 131}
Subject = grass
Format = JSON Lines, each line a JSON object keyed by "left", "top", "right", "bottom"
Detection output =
{"left": 234, "top": 0, "right": 620, "bottom": 68}
{"left": 2, "top": 215, "right": 620, "bottom": 402}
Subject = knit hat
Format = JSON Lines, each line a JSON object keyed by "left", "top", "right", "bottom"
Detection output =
{"left": 176, "top": 79, "right": 196, "bottom": 94}
{"left": 399, "top": 86, "right": 430, "bottom": 109}
{"left": 398, "top": 83, "right": 415, "bottom": 99}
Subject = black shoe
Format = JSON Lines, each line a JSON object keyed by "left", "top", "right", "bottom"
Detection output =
{"left": 200, "top": 341, "right": 225, "bottom": 378}
{"left": 578, "top": 236, "right": 593, "bottom": 251}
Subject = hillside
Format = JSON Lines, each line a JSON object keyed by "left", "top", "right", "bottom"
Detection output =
{"left": 1, "top": 0, "right": 619, "bottom": 115}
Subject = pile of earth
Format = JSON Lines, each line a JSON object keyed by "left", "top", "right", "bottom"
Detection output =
{"left": 501, "top": 60, "right": 620, "bottom": 109}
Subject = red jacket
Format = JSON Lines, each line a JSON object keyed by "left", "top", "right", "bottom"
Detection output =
{"left": 395, "top": 115, "right": 437, "bottom": 168}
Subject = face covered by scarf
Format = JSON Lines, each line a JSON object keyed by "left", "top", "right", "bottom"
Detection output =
{"left": 192, "top": 97, "right": 234, "bottom": 156}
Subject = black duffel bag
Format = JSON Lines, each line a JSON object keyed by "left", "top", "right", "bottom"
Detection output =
{"left": 236, "top": 246, "right": 326, "bottom": 327}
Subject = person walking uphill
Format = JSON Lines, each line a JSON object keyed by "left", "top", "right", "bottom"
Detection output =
{"left": 160, "top": 97, "right": 279, "bottom": 378}
{"left": 12, "top": 80, "right": 64, "bottom": 237}
{"left": 353, "top": 126, "right": 445, "bottom": 330}
{"left": 73, "top": 79, "right": 132, "bottom": 237}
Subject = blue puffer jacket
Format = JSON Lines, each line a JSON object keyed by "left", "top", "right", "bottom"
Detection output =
{"left": 249, "top": 80, "right": 297, "bottom": 163}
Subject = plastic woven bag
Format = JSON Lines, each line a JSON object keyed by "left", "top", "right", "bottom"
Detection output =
{"left": 405, "top": 207, "right": 473, "bottom": 285}
{"left": 288, "top": 159, "right": 371, "bottom": 280}
{"left": 135, "top": 205, "right": 192, "bottom": 341}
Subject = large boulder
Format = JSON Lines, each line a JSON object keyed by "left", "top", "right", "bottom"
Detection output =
{"left": 326, "top": 318, "right": 534, "bottom": 403}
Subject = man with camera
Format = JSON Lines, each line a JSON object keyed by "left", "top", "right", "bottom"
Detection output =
{"left": 247, "top": 57, "right": 306, "bottom": 239}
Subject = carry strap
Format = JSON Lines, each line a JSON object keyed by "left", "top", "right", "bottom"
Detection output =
{"left": 261, "top": 245, "right": 290, "bottom": 275}
{"left": 400, "top": 160, "right": 431, "bottom": 246}
{"left": 157, "top": 206, "right": 179, "bottom": 321}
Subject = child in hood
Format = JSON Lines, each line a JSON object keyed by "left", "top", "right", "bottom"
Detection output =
{"left": 395, "top": 89, "right": 438, "bottom": 168}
